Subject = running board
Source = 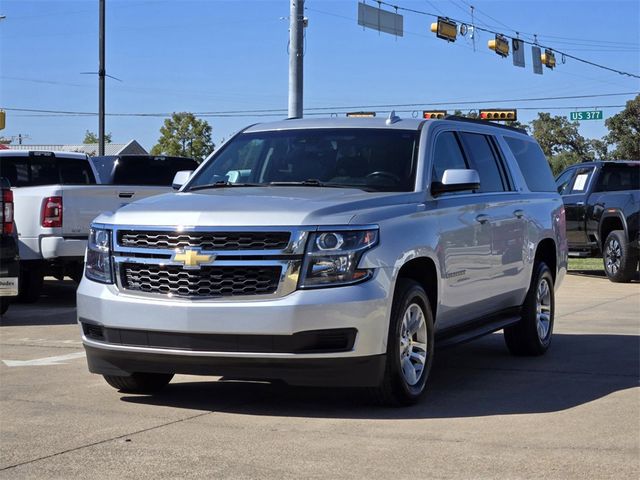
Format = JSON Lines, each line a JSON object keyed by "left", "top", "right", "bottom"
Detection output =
{"left": 435, "top": 310, "right": 521, "bottom": 349}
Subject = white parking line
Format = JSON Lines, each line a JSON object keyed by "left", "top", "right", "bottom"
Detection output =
{"left": 2, "top": 351, "right": 86, "bottom": 367}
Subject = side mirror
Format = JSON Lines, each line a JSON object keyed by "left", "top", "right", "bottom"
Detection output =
{"left": 172, "top": 170, "right": 193, "bottom": 190}
{"left": 431, "top": 169, "right": 480, "bottom": 195}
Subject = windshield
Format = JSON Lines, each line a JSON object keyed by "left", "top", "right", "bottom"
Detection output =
{"left": 186, "top": 128, "right": 419, "bottom": 192}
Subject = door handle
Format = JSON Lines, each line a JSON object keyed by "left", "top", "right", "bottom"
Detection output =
{"left": 475, "top": 214, "right": 490, "bottom": 224}
{"left": 513, "top": 209, "right": 525, "bottom": 218}
{"left": 118, "top": 192, "right": 135, "bottom": 199}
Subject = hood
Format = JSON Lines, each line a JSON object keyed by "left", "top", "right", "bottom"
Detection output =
{"left": 93, "top": 186, "right": 419, "bottom": 227}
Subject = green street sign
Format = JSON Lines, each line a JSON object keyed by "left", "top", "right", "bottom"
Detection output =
{"left": 570, "top": 110, "right": 603, "bottom": 121}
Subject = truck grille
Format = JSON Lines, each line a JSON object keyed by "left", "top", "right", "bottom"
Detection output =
{"left": 121, "top": 263, "right": 281, "bottom": 298}
{"left": 117, "top": 230, "right": 290, "bottom": 251}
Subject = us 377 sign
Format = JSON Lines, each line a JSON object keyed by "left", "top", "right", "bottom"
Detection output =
{"left": 570, "top": 111, "right": 603, "bottom": 121}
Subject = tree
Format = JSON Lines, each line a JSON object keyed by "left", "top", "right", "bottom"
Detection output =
{"left": 605, "top": 94, "right": 640, "bottom": 160}
{"left": 83, "top": 130, "right": 112, "bottom": 144}
{"left": 151, "top": 112, "right": 214, "bottom": 161}
{"left": 529, "top": 113, "right": 598, "bottom": 175}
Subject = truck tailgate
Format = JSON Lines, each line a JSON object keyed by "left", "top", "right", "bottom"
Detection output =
{"left": 61, "top": 186, "right": 168, "bottom": 236}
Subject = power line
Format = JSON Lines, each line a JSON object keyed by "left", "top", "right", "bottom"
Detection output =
{"left": 3, "top": 92, "right": 636, "bottom": 118}
{"left": 9, "top": 105, "right": 628, "bottom": 119}
{"left": 371, "top": 0, "right": 640, "bottom": 79}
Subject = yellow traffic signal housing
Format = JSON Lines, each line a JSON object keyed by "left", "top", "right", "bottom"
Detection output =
{"left": 541, "top": 49, "right": 556, "bottom": 69}
{"left": 346, "top": 112, "right": 376, "bottom": 118}
{"left": 0, "top": 110, "right": 5, "bottom": 130}
{"left": 488, "top": 35, "right": 509, "bottom": 57}
{"left": 423, "top": 110, "right": 448, "bottom": 119}
{"left": 430, "top": 17, "right": 457, "bottom": 42}
{"left": 479, "top": 109, "right": 517, "bottom": 121}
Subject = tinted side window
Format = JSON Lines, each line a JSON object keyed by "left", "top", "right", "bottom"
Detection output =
{"left": 431, "top": 132, "right": 467, "bottom": 183}
{"left": 569, "top": 167, "right": 594, "bottom": 194}
{"left": 555, "top": 168, "right": 575, "bottom": 194}
{"left": 504, "top": 137, "right": 556, "bottom": 192}
{"left": 595, "top": 164, "right": 640, "bottom": 192}
{"left": 459, "top": 133, "right": 506, "bottom": 193}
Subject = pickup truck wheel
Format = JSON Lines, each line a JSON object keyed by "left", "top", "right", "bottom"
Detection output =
{"left": 603, "top": 230, "right": 638, "bottom": 283}
{"left": 68, "top": 263, "right": 84, "bottom": 284}
{"left": 504, "top": 262, "right": 554, "bottom": 356}
{"left": 371, "top": 279, "right": 434, "bottom": 406}
{"left": 103, "top": 373, "right": 174, "bottom": 393}
{"left": 0, "top": 298, "right": 9, "bottom": 316}
{"left": 17, "top": 262, "right": 44, "bottom": 303}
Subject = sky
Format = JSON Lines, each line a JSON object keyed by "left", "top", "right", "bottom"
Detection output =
{"left": 0, "top": 0, "right": 638, "bottom": 150}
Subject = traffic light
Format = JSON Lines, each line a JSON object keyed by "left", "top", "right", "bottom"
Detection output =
{"left": 346, "top": 112, "right": 376, "bottom": 117}
{"left": 430, "top": 17, "right": 457, "bottom": 42}
{"left": 541, "top": 49, "right": 556, "bottom": 69}
{"left": 0, "top": 110, "right": 5, "bottom": 130}
{"left": 422, "top": 110, "right": 447, "bottom": 119}
{"left": 488, "top": 35, "right": 509, "bottom": 57}
{"left": 479, "top": 109, "right": 518, "bottom": 121}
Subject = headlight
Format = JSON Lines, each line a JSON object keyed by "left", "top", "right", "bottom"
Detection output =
{"left": 85, "top": 227, "right": 113, "bottom": 284}
{"left": 299, "top": 228, "right": 378, "bottom": 288}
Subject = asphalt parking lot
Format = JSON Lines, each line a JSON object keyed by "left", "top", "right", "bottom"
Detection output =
{"left": 0, "top": 273, "right": 638, "bottom": 479}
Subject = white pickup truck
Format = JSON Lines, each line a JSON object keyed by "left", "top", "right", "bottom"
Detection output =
{"left": 0, "top": 150, "right": 176, "bottom": 301}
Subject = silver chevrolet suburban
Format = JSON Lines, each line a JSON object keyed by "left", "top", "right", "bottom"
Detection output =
{"left": 78, "top": 114, "right": 568, "bottom": 405}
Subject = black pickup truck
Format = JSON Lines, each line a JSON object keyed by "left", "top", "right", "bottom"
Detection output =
{"left": 556, "top": 161, "right": 639, "bottom": 282}
{"left": 1, "top": 177, "right": 19, "bottom": 315}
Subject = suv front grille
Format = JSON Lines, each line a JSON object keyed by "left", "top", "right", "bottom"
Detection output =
{"left": 121, "top": 263, "right": 281, "bottom": 298}
{"left": 118, "top": 230, "right": 291, "bottom": 251}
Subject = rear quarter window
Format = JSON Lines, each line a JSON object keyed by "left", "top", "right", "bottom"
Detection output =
{"left": 504, "top": 137, "right": 556, "bottom": 192}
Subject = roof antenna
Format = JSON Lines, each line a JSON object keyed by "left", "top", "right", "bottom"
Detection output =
{"left": 386, "top": 110, "right": 401, "bottom": 125}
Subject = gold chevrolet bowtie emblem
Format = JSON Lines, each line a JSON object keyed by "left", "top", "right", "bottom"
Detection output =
{"left": 172, "top": 249, "right": 214, "bottom": 269}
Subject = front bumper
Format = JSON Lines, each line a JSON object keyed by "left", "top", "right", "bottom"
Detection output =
{"left": 78, "top": 269, "right": 393, "bottom": 386}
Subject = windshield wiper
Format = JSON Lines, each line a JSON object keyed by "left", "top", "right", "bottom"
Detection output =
{"left": 268, "top": 179, "right": 372, "bottom": 191}
{"left": 188, "top": 181, "right": 261, "bottom": 191}
{"left": 268, "top": 179, "right": 325, "bottom": 187}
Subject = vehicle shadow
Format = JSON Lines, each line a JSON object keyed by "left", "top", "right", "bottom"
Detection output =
{"left": 121, "top": 332, "right": 639, "bottom": 419}
{"left": 568, "top": 269, "right": 640, "bottom": 282}
{"left": 0, "top": 278, "right": 77, "bottom": 326}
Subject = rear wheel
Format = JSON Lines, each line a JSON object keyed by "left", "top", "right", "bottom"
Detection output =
{"left": 504, "top": 262, "right": 554, "bottom": 356}
{"left": 603, "top": 230, "right": 638, "bottom": 283}
{"left": 17, "top": 262, "right": 43, "bottom": 303}
{"left": 371, "top": 279, "right": 434, "bottom": 406}
{"left": 103, "top": 373, "right": 174, "bottom": 393}
{"left": 0, "top": 298, "right": 9, "bottom": 316}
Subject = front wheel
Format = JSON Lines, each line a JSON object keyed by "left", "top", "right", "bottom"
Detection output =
{"left": 103, "top": 373, "right": 174, "bottom": 393}
{"left": 371, "top": 279, "right": 434, "bottom": 406}
{"left": 603, "top": 230, "right": 638, "bottom": 283}
{"left": 504, "top": 262, "right": 554, "bottom": 356}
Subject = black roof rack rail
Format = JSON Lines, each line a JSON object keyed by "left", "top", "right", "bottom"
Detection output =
{"left": 443, "top": 115, "right": 528, "bottom": 135}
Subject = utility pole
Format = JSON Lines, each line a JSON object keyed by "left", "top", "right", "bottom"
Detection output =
{"left": 288, "top": 0, "right": 304, "bottom": 119}
{"left": 98, "top": 0, "right": 106, "bottom": 156}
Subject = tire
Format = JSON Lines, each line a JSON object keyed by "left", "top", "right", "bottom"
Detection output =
{"left": 504, "top": 262, "right": 554, "bottom": 356}
{"left": 370, "top": 279, "right": 435, "bottom": 406}
{"left": 68, "top": 263, "right": 84, "bottom": 284}
{"left": 603, "top": 230, "right": 638, "bottom": 283}
{"left": 103, "top": 373, "right": 174, "bottom": 393}
{"left": 0, "top": 298, "right": 9, "bottom": 316}
{"left": 17, "top": 262, "right": 43, "bottom": 303}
